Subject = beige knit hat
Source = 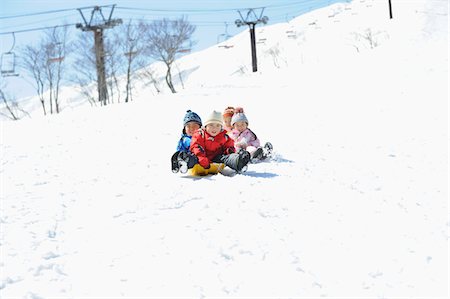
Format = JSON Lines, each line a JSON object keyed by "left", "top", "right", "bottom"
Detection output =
{"left": 204, "top": 110, "right": 223, "bottom": 127}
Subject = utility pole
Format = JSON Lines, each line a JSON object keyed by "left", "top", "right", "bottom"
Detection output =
{"left": 388, "top": 0, "right": 393, "bottom": 19}
{"left": 235, "top": 8, "right": 268, "bottom": 72}
{"left": 76, "top": 5, "right": 122, "bottom": 106}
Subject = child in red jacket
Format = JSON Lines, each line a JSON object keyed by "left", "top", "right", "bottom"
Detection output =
{"left": 178, "top": 110, "right": 251, "bottom": 173}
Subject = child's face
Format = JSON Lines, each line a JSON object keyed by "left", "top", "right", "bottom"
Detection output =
{"left": 223, "top": 116, "right": 232, "bottom": 127}
{"left": 205, "top": 123, "right": 222, "bottom": 136}
{"left": 234, "top": 121, "right": 247, "bottom": 133}
{"left": 185, "top": 122, "right": 200, "bottom": 136}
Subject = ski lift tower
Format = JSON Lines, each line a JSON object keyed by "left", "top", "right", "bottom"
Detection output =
{"left": 76, "top": 5, "right": 122, "bottom": 105}
{"left": 235, "top": 8, "right": 268, "bottom": 72}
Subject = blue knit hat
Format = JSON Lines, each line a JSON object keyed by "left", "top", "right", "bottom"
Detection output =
{"left": 183, "top": 110, "right": 202, "bottom": 127}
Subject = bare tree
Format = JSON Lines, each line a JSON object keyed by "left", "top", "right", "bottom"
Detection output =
{"left": 351, "top": 28, "right": 388, "bottom": 51}
{"left": 0, "top": 80, "right": 29, "bottom": 120}
{"left": 20, "top": 26, "right": 70, "bottom": 115}
{"left": 114, "top": 20, "right": 146, "bottom": 102}
{"left": 360, "top": 28, "right": 378, "bottom": 49}
{"left": 140, "top": 17, "right": 195, "bottom": 93}
{"left": 104, "top": 36, "right": 122, "bottom": 104}
{"left": 72, "top": 27, "right": 124, "bottom": 105}
{"left": 266, "top": 46, "right": 282, "bottom": 68}
{"left": 72, "top": 33, "right": 97, "bottom": 105}
{"left": 21, "top": 45, "right": 47, "bottom": 115}
{"left": 74, "top": 80, "right": 97, "bottom": 106}
{"left": 136, "top": 62, "right": 162, "bottom": 94}
{"left": 0, "top": 84, "right": 18, "bottom": 120}
{"left": 42, "top": 26, "right": 69, "bottom": 113}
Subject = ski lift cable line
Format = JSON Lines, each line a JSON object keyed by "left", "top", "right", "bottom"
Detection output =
{"left": 116, "top": 6, "right": 246, "bottom": 13}
{"left": 0, "top": 0, "right": 333, "bottom": 20}
{"left": 265, "top": 1, "right": 341, "bottom": 10}
{"left": 0, "top": 4, "right": 117, "bottom": 20}
{"left": 116, "top": 1, "right": 322, "bottom": 17}
{"left": 0, "top": 3, "right": 340, "bottom": 36}
{"left": 121, "top": 20, "right": 227, "bottom": 28}
{"left": 0, "top": 23, "right": 77, "bottom": 35}
{"left": 0, "top": 16, "right": 232, "bottom": 35}
{"left": 115, "top": 0, "right": 322, "bottom": 13}
{"left": 0, "top": 13, "right": 80, "bottom": 31}
{"left": 122, "top": 18, "right": 233, "bottom": 25}
{"left": 0, "top": 7, "right": 88, "bottom": 20}
{"left": 117, "top": 1, "right": 320, "bottom": 19}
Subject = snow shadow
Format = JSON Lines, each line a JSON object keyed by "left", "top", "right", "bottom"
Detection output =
{"left": 180, "top": 175, "right": 206, "bottom": 180}
{"left": 171, "top": 66, "right": 200, "bottom": 86}
{"left": 269, "top": 154, "right": 294, "bottom": 163}
{"left": 274, "top": 157, "right": 294, "bottom": 163}
{"left": 251, "top": 155, "right": 294, "bottom": 164}
{"left": 241, "top": 171, "right": 278, "bottom": 178}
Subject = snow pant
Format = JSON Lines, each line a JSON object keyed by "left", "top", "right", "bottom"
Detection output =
{"left": 245, "top": 145, "right": 258, "bottom": 157}
{"left": 185, "top": 152, "right": 248, "bottom": 172}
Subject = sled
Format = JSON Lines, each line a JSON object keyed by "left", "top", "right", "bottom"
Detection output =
{"left": 188, "top": 163, "right": 225, "bottom": 176}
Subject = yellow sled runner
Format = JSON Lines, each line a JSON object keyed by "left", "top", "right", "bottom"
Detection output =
{"left": 188, "top": 163, "right": 225, "bottom": 176}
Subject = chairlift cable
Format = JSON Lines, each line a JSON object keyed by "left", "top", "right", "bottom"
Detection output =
{"left": 115, "top": 0, "right": 320, "bottom": 13}
{"left": 0, "top": 23, "right": 77, "bottom": 35}
{"left": 0, "top": 8, "right": 78, "bottom": 20}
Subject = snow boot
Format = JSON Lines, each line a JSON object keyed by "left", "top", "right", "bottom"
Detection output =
{"left": 263, "top": 142, "right": 273, "bottom": 159}
{"left": 177, "top": 151, "right": 190, "bottom": 174}
{"left": 171, "top": 151, "right": 180, "bottom": 173}
{"left": 236, "top": 150, "right": 251, "bottom": 173}
{"left": 251, "top": 147, "right": 264, "bottom": 162}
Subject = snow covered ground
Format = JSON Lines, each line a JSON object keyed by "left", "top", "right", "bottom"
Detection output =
{"left": 1, "top": 0, "right": 448, "bottom": 298}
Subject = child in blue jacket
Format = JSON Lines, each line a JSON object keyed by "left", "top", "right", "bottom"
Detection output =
{"left": 171, "top": 110, "right": 202, "bottom": 172}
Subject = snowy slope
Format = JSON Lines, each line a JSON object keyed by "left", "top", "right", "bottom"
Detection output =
{"left": 1, "top": 0, "right": 448, "bottom": 298}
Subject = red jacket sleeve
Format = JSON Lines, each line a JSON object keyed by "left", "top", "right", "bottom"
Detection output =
{"left": 223, "top": 134, "right": 235, "bottom": 154}
{"left": 190, "top": 130, "right": 210, "bottom": 168}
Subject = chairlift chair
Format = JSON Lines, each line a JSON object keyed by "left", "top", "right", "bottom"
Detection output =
{"left": 124, "top": 51, "right": 137, "bottom": 58}
{"left": 47, "top": 56, "right": 65, "bottom": 64}
{"left": 1, "top": 52, "right": 19, "bottom": 77}
{"left": 256, "top": 37, "right": 267, "bottom": 45}
{"left": 218, "top": 45, "right": 234, "bottom": 49}
{"left": 1, "top": 32, "right": 19, "bottom": 77}
{"left": 47, "top": 41, "right": 65, "bottom": 63}
{"left": 217, "top": 34, "right": 233, "bottom": 49}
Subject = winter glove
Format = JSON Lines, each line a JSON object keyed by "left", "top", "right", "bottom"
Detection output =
{"left": 224, "top": 147, "right": 235, "bottom": 155}
{"left": 198, "top": 156, "right": 210, "bottom": 169}
{"left": 235, "top": 140, "right": 247, "bottom": 149}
